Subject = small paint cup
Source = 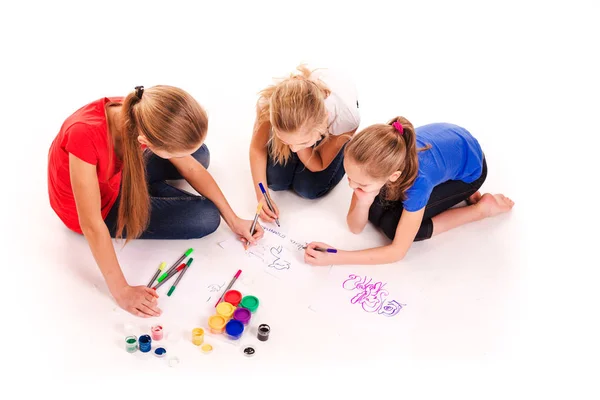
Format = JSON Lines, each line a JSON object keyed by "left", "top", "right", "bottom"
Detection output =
{"left": 139, "top": 334, "right": 152, "bottom": 352}
{"left": 216, "top": 301, "right": 236, "bottom": 320}
{"left": 208, "top": 315, "right": 227, "bottom": 334}
{"left": 240, "top": 295, "right": 259, "bottom": 313}
{"left": 257, "top": 324, "right": 270, "bottom": 342}
{"left": 233, "top": 307, "right": 251, "bottom": 325}
{"left": 225, "top": 319, "right": 244, "bottom": 340}
{"left": 154, "top": 347, "right": 167, "bottom": 358}
{"left": 191, "top": 328, "right": 204, "bottom": 346}
{"left": 223, "top": 290, "right": 242, "bottom": 306}
{"left": 151, "top": 325, "right": 163, "bottom": 341}
{"left": 125, "top": 335, "right": 138, "bottom": 353}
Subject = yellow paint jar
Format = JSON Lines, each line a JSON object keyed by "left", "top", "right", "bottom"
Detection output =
{"left": 216, "top": 302, "right": 236, "bottom": 320}
{"left": 208, "top": 315, "right": 227, "bottom": 334}
{"left": 191, "top": 328, "right": 204, "bottom": 346}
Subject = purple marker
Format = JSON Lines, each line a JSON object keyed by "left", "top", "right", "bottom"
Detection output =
{"left": 233, "top": 308, "right": 251, "bottom": 325}
{"left": 302, "top": 245, "right": 337, "bottom": 253}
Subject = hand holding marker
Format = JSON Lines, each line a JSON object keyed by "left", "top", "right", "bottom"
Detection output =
{"left": 258, "top": 182, "right": 280, "bottom": 227}
{"left": 244, "top": 202, "right": 263, "bottom": 250}
{"left": 302, "top": 245, "right": 338, "bottom": 253}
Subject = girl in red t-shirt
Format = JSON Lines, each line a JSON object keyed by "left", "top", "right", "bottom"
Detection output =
{"left": 48, "top": 85, "right": 264, "bottom": 317}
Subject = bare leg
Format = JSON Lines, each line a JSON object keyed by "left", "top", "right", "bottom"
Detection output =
{"left": 432, "top": 193, "right": 514, "bottom": 236}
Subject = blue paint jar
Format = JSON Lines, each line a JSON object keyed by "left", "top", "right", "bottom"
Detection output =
{"left": 139, "top": 334, "right": 152, "bottom": 353}
{"left": 225, "top": 320, "right": 244, "bottom": 340}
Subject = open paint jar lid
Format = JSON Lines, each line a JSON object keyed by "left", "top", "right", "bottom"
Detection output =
{"left": 154, "top": 347, "right": 167, "bottom": 358}
{"left": 201, "top": 343, "right": 214, "bottom": 354}
{"left": 241, "top": 345, "right": 256, "bottom": 357}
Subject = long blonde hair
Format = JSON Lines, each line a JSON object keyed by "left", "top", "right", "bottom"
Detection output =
{"left": 257, "top": 64, "right": 331, "bottom": 165}
{"left": 345, "top": 116, "right": 430, "bottom": 201}
{"left": 112, "top": 85, "right": 208, "bottom": 241}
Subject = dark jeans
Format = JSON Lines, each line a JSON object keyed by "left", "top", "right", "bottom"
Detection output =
{"left": 267, "top": 143, "right": 347, "bottom": 199}
{"left": 104, "top": 144, "right": 221, "bottom": 239}
{"left": 368, "top": 157, "right": 487, "bottom": 241}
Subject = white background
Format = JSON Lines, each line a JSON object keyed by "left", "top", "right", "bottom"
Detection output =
{"left": 1, "top": 0, "right": 599, "bottom": 398}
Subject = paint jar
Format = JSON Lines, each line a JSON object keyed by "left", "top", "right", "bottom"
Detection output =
{"left": 125, "top": 335, "right": 138, "bottom": 353}
{"left": 208, "top": 315, "right": 227, "bottom": 334}
{"left": 154, "top": 347, "right": 167, "bottom": 358}
{"left": 223, "top": 290, "right": 242, "bottom": 306}
{"left": 257, "top": 324, "right": 270, "bottom": 342}
{"left": 191, "top": 328, "right": 204, "bottom": 346}
{"left": 225, "top": 320, "right": 244, "bottom": 340}
{"left": 233, "top": 307, "right": 251, "bottom": 325}
{"left": 216, "top": 301, "right": 236, "bottom": 320}
{"left": 139, "top": 334, "right": 152, "bottom": 352}
{"left": 151, "top": 324, "right": 163, "bottom": 341}
{"left": 240, "top": 295, "right": 259, "bottom": 313}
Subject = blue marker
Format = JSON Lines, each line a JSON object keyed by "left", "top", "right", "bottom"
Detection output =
{"left": 258, "top": 182, "right": 280, "bottom": 227}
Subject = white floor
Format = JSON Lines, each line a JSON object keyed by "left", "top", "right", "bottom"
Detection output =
{"left": 2, "top": 1, "right": 599, "bottom": 397}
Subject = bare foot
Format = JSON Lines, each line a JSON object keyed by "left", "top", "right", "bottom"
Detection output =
{"left": 476, "top": 193, "right": 515, "bottom": 217}
{"left": 466, "top": 191, "right": 483, "bottom": 205}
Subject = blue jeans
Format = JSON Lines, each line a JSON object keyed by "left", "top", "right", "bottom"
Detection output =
{"left": 266, "top": 143, "right": 347, "bottom": 199}
{"left": 104, "top": 144, "right": 221, "bottom": 239}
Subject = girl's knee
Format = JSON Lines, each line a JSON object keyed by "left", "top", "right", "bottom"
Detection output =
{"left": 294, "top": 186, "right": 324, "bottom": 200}
{"left": 292, "top": 181, "right": 332, "bottom": 199}
{"left": 186, "top": 199, "right": 220, "bottom": 239}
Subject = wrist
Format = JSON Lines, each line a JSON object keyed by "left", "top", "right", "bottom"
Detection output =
{"left": 107, "top": 277, "right": 128, "bottom": 297}
{"left": 223, "top": 212, "right": 238, "bottom": 229}
{"left": 333, "top": 250, "right": 349, "bottom": 265}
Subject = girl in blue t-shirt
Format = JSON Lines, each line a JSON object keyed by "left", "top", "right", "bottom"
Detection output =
{"left": 303, "top": 116, "right": 514, "bottom": 266}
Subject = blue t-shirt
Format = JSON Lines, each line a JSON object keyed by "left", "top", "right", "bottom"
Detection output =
{"left": 402, "top": 123, "right": 484, "bottom": 212}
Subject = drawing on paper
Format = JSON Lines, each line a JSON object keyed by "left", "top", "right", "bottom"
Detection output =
{"left": 219, "top": 225, "right": 307, "bottom": 273}
{"left": 205, "top": 282, "right": 225, "bottom": 302}
{"left": 207, "top": 282, "right": 225, "bottom": 292}
{"left": 268, "top": 246, "right": 291, "bottom": 270}
{"left": 342, "top": 274, "right": 405, "bottom": 317}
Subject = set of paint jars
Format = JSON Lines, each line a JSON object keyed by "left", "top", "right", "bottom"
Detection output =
{"left": 208, "top": 290, "right": 260, "bottom": 340}
{"left": 124, "top": 324, "right": 167, "bottom": 358}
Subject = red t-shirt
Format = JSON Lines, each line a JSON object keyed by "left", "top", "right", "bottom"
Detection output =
{"left": 48, "top": 97, "right": 123, "bottom": 233}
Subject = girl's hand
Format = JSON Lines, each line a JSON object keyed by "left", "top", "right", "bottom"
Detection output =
{"left": 304, "top": 242, "right": 338, "bottom": 266}
{"left": 257, "top": 194, "right": 280, "bottom": 223}
{"left": 114, "top": 285, "right": 161, "bottom": 318}
{"left": 230, "top": 216, "right": 265, "bottom": 248}
{"left": 354, "top": 188, "right": 380, "bottom": 205}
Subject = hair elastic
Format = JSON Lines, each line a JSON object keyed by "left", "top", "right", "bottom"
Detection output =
{"left": 134, "top": 86, "right": 144, "bottom": 99}
{"left": 392, "top": 121, "right": 404, "bottom": 135}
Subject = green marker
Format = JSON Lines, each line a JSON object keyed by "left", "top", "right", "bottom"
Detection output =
{"left": 167, "top": 258, "right": 193, "bottom": 297}
{"left": 146, "top": 262, "right": 166, "bottom": 288}
{"left": 163, "top": 248, "right": 194, "bottom": 277}
{"left": 157, "top": 262, "right": 185, "bottom": 283}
